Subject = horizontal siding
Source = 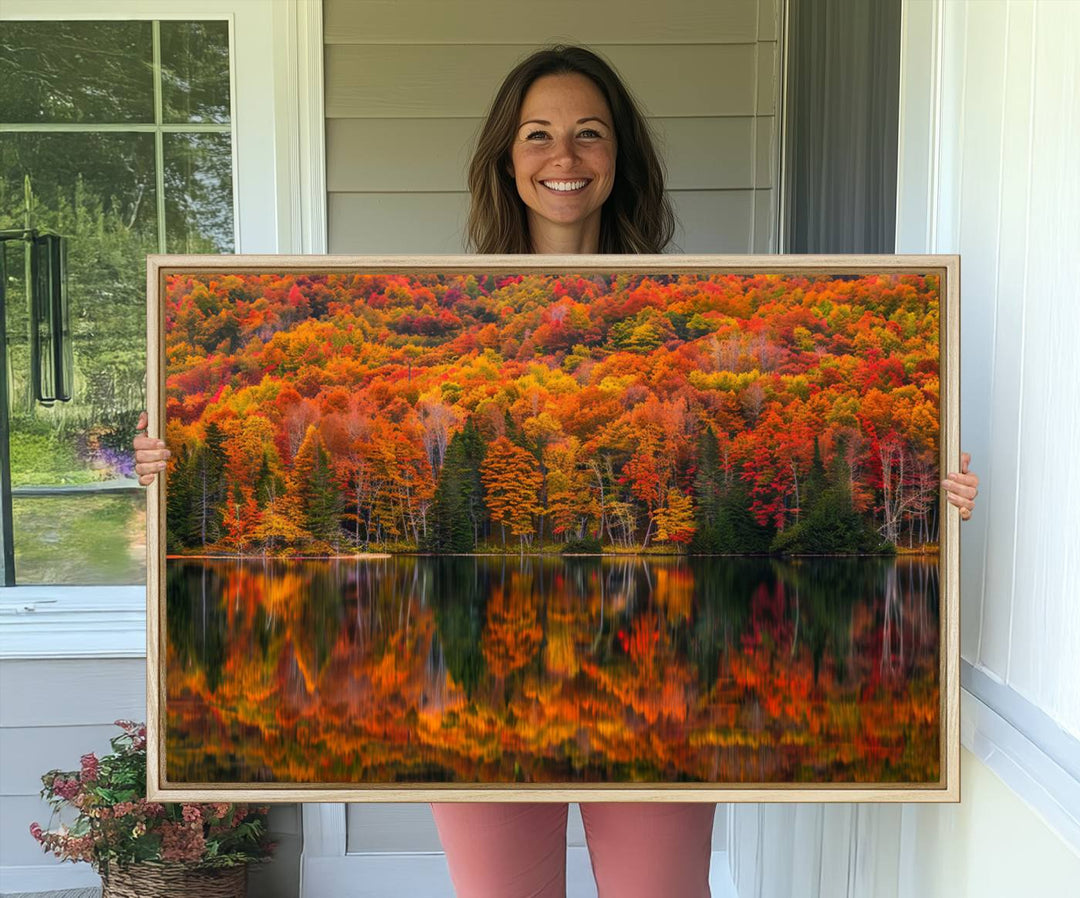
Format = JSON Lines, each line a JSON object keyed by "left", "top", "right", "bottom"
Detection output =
{"left": 324, "top": 0, "right": 761, "bottom": 45}
{"left": 2, "top": 794, "right": 63, "bottom": 867}
{"left": 754, "top": 188, "right": 778, "bottom": 253}
{"left": 326, "top": 44, "right": 765, "bottom": 118}
{"left": 756, "top": 39, "right": 779, "bottom": 115}
{"left": 1, "top": 724, "right": 123, "bottom": 797}
{"left": 758, "top": 0, "right": 779, "bottom": 42}
{"left": 0, "top": 659, "right": 145, "bottom": 728}
{"left": 755, "top": 117, "right": 776, "bottom": 191}
{"left": 328, "top": 191, "right": 468, "bottom": 253}
{"left": 327, "top": 117, "right": 771, "bottom": 193}
{"left": 327, "top": 188, "right": 760, "bottom": 254}
{"left": 326, "top": 119, "right": 479, "bottom": 193}
{"left": 0, "top": 659, "right": 145, "bottom": 869}
{"left": 670, "top": 189, "right": 758, "bottom": 252}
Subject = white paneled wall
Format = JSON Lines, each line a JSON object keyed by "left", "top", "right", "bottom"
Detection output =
{"left": 730, "top": 1, "right": 1080, "bottom": 895}
{"left": 900, "top": 0, "right": 1080, "bottom": 734}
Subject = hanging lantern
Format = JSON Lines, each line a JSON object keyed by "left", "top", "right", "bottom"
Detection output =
{"left": 30, "top": 233, "right": 73, "bottom": 405}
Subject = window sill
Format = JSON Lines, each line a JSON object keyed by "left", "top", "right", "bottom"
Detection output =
{"left": 0, "top": 585, "right": 145, "bottom": 659}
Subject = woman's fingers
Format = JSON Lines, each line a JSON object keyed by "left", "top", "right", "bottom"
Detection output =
{"left": 133, "top": 410, "right": 169, "bottom": 485}
{"left": 945, "top": 490, "right": 975, "bottom": 510}
{"left": 942, "top": 452, "right": 979, "bottom": 521}
{"left": 941, "top": 475, "right": 978, "bottom": 499}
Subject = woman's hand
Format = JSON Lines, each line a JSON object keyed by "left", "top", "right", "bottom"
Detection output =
{"left": 133, "top": 411, "right": 171, "bottom": 486}
{"left": 942, "top": 451, "right": 979, "bottom": 521}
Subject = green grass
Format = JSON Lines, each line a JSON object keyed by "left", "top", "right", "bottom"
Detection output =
{"left": 12, "top": 493, "right": 145, "bottom": 585}
{"left": 9, "top": 429, "right": 99, "bottom": 487}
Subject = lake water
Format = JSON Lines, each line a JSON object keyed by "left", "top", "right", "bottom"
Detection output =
{"left": 165, "top": 554, "right": 940, "bottom": 786}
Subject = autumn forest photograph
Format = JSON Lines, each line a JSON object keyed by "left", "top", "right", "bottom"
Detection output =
{"left": 161, "top": 267, "right": 943, "bottom": 789}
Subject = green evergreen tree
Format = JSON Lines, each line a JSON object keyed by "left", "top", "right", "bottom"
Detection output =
{"left": 306, "top": 448, "right": 343, "bottom": 545}
{"left": 289, "top": 425, "right": 343, "bottom": 546}
{"left": 692, "top": 426, "right": 721, "bottom": 531}
{"left": 803, "top": 436, "right": 828, "bottom": 512}
{"left": 714, "top": 482, "right": 774, "bottom": 553}
{"left": 770, "top": 436, "right": 888, "bottom": 555}
{"left": 184, "top": 422, "right": 228, "bottom": 548}
{"left": 165, "top": 444, "right": 195, "bottom": 552}
{"left": 427, "top": 430, "right": 475, "bottom": 552}
{"left": 689, "top": 430, "right": 773, "bottom": 554}
{"left": 460, "top": 418, "right": 488, "bottom": 544}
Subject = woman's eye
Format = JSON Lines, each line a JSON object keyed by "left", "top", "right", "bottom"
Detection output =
{"left": 525, "top": 130, "right": 550, "bottom": 140}
{"left": 579, "top": 129, "right": 602, "bottom": 138}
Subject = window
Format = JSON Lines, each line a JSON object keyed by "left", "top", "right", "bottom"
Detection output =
{"left": 1, "top": 19, "right": 235, "bottom": 585}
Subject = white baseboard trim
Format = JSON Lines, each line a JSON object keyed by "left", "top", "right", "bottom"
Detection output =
{"left": 300, "top": 848, "right": 738, "bottom": 897}
{"left": 961, "top": 687, "right": 1080, "bottom": 855}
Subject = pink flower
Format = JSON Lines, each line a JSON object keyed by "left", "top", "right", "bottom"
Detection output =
{"left": 181, "top": 805, "right": 202, "bottom": 824}
{"left": 136, "top": 799, "right": 165, "bottom": 817}
{"left": 112, "top": 801, "right": 136, "bottom": 817}
{"left": 52, "top": 777, "right": 80, "bottom": 801}
{"left": 160, "top": 820, "right": 206, "bottom": 863}
{"left": 80, "top": 753, "right": 99, "bottom": 782}
{"left": 29, "top": 822, "right": 43, "bottom": 842}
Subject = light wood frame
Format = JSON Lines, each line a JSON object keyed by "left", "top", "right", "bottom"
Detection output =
{"left": 146, "top": 253, "right": 960, "bottom": 803}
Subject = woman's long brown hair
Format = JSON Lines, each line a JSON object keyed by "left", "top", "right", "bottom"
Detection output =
{"left": 466, "top": 46, "right": 676, "bottom": 255}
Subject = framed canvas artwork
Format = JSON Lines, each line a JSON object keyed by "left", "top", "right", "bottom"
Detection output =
{"left": 145, "top": 254, "right": 960, "bottom": 803}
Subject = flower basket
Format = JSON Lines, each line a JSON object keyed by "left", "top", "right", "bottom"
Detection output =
{"left": 31, "top": 721, "right": 273, "bottom": 889}
{"left": 101, "top": 861, "right": 247, "bottom": 898}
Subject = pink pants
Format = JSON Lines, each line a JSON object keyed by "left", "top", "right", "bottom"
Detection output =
{"left": 431, "top": 802, "right": 715, "bottom": 898}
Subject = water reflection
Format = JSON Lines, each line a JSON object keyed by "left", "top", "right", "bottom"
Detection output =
{"left": 165, "top": 555, "right": 939, "bottom": 785}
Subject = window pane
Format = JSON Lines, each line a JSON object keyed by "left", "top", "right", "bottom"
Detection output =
{"left": 164, "top": 133, "right": 235, "bottom": 252}
{"left": 0, "top": 21, "right": 154, "bottom": 124}
{"left": 1, "top": 134, "right": 152, "bottom": 466}
{"left": 12, "top": 493, "right": 145, "bottom": 585}
{"left": 160, "top": 21, "right": 232, "bottom": 124}
{"left": 2, "top": 132, "right": 154, "bottom": 498}
{"left": 1, "top": 19, "right": 235, "bottom": 587}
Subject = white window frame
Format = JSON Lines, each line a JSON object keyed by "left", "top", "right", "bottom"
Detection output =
{"left": 0, "top": 0, "right": 326, "bottom": 657}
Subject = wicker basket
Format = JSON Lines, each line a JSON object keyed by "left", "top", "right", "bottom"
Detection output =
{"left": 100, "top": 862, "right": 247, "bottom": 898}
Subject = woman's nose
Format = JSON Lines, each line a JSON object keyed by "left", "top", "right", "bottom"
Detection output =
{"left": 549, "top": 134, "right": 579, "bottom": 165}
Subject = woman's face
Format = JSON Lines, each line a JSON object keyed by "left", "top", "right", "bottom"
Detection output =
{"left": 509, "top": 73, "right": 617, "bottom": 250}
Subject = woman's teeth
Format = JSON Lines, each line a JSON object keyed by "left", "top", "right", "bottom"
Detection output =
{"left": 542, "top": 179, "right": 589, "bottom": 192}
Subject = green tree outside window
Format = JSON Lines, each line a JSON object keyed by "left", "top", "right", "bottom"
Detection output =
{"left": 0, "top": 20, "right": 235, "bottom": 584}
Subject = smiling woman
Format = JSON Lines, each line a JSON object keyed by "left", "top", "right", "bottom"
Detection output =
{"left": 509, "top": 73, "right": 617, "bottom": 253}
{"left": 465, "top": 45, "right": 674, "bottom": 255}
